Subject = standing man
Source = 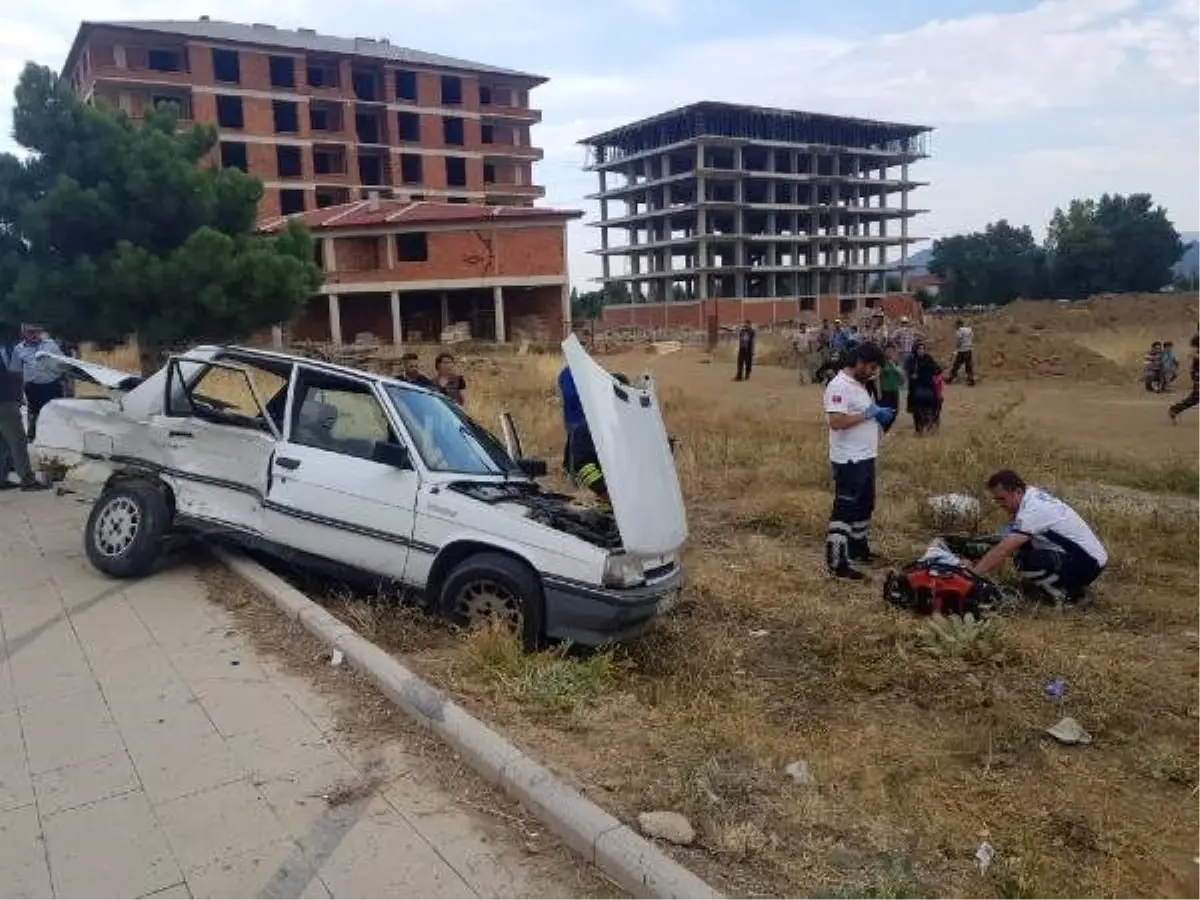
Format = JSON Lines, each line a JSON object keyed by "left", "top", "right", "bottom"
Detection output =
{"left": 946, "top": 318, "right": 976, "bottom": 386}
{"left": 433, "top": 352, "right": 467, "bottom": 405}
{"left": 734, "top": 319, "right": 756, "bottom": 381}
{"left": 793, "top": 323, "right": 817, "bottom": 384}
{"left": 1169, "top": 334, "right": 1199, "bottom": 423}
{"left": 970, "top": 470, "right": 1107, "bottom": 604}
{"left": 892, "top": 316, "right": 919, "bottom": 373}
{"left": 823, "top": 343, "right": 894, "bottom": 580}
{"left": 0, "top": 324, "right": 48, "bottom": 491}
{"left": 13, "top": 324, "right": 64, "bottom": 442}
{"left": 399, "top": 352, "right": 436, "bottom": 389}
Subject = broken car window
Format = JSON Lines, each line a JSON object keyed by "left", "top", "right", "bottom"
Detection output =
{"left": 384, "top": 384, "right": 515, "bottom": 476}
{"left": 290, "top": 373, "right": 397, "bottom": 462}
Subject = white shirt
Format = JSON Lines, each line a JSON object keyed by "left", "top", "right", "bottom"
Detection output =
{"left": 955, "top": 326, "right": 974, "bottom": 352}
{"left": 1013, "top": 487, "right": 1108, "bottom": 567}
{"left": 823, "top": 371, "right": 879, "bottom": 464}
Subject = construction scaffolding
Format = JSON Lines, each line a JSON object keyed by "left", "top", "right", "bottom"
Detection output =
{"left": 579, "top": 101, "right": 933, "bottom": 311}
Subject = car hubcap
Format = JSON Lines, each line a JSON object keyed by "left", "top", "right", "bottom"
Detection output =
{"left": 94, "top": 497, "right": 141, "bottom": 558}
{"left": 456, "top": 579, "right": 523, "bottom": 631}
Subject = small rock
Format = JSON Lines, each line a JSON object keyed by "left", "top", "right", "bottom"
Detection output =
{"left": 783, "top": 759, "right": 815, "bottom": 785}
{"left": 637, "top": 811, "right": 695, "bottom": 845}
{"left": 1046, "top": 716, "right": 1091, "bottom": 745}
{"left": 975, "top": 841, "right": 995, "bottom": 873}
{"left": 330, "top": 649, "right": 344, "bottom": 667}
{"left": 749, "top": 629, "right": 770, "bottom": 638}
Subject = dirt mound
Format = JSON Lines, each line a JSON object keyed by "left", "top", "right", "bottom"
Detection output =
{"left": 971, "top": 328, "right": 1130, "bottom": 384}
{"left": 1004, "top": 293, "right": 1198, "bottom": 332}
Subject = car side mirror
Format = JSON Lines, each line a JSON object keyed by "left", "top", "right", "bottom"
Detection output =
{"left": 517, "top": 458, "right": 547, "bottom": 479}
{"left": 373, "top": 441, "right": 412, "bottom": 470}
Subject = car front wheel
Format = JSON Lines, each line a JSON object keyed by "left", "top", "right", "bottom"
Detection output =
{"left": 439, "top": 552, "right": 545, "bottom": 651}
{"left": 84, "top": 480, "right": 172, "bottom": 578}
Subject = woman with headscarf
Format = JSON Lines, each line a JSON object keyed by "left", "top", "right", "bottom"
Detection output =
{"left": 905, "top": 340, "right": 943, "bottom": 435}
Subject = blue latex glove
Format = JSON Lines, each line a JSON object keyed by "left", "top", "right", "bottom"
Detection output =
{"left": 865, "top": 404, "right": 896, "bottom": 426}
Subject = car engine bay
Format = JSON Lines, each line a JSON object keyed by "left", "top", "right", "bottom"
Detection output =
{"left": 448, "top": 481, "right": 622, "bottom": 549}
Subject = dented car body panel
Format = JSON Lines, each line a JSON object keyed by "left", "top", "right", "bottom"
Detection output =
{"left": 33, "top": 341, "right": 687, "bottom": 646}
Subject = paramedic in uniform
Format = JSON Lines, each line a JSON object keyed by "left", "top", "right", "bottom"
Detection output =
{"left": 971, "top": 469, "right": 1107, "bottom": 603}
{"left": 823, "top": 343, "right": 895, "bottom": 580}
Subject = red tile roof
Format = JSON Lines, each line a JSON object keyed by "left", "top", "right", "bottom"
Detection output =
{"left": 258, "top": 199, "right": 582, "bottom": 233}
{"left": 908, "top": 273, "right": 943, "bottom": 289}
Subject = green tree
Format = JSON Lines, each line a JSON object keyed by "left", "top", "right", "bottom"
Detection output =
{"left": 571, "top": 287, "right": 606, "bottom": 321}
{"left": 929, "top": 220, "right": 1047, "bottom": 307}
{"left": 0, "top": 63, "right": 321, "bottom": 373}
{"left": 1045, "top": 193, "right": 1182, "bottom": 298}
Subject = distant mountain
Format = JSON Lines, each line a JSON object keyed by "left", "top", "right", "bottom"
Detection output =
{"left": 1173, "top": 232, "right": 1198, "bottom": 277}
{"left": 905, "top": 247, "right": 933, "bottom": 275}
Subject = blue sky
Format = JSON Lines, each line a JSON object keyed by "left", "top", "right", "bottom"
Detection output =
{"left": 1, "top": 0, "right": 1197, "bottom": 286}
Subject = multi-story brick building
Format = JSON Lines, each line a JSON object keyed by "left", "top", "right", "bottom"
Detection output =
{"left": 62, "top": 18, "right": 546, "bottom": 219}
{"left": 257, "top": 197, "right": 581, "bottom": 344}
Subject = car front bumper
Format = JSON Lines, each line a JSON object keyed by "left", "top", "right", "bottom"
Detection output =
{"left": 541, "top": 568, "right": 684, "bottom": 646}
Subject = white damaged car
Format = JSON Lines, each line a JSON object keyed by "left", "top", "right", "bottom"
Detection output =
{"left": 33, "top": 336, "right": 687, "bottom": 647}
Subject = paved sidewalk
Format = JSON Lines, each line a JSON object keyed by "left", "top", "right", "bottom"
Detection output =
{"left": 0, "top": 490, "right": 596, "bottom": 899}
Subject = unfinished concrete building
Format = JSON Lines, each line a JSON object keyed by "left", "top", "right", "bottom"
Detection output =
{"left": 581, "top": 102, "right": 932, "bottom": 327}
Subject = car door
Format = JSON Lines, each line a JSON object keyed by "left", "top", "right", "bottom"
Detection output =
{"left": 262, "top": 364, "right": 420, "bottom": 582}
{"left": 158, "top": 354, "right": 288, "bottom": 537}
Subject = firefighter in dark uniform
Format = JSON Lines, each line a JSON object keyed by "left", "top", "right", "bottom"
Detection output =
{"left": 558, "top": 366, "right": 631, "bottom": 511}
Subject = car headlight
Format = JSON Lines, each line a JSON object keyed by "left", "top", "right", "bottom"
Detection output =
{"left": 602, "top": 553, "right": 645, "bottom": 588}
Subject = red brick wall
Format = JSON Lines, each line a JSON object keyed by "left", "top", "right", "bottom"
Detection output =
{"left": 325, "top": 224, "right": 566, "bottom": 286}
{"left": 337, "top": 237, "right": 382, "bottom": 273}
{"left": 600, "top": 294, "right": 924, "bottom": 329}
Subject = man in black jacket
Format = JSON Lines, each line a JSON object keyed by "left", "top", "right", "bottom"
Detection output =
{"left": 734, "top": 320, "right": 756, "bottom": 381}
{"left": 0, "top": 324, "right": 48, "bottom": 490}
{"left": 1169, "top": 334, "right": 1199, "bottom": 423}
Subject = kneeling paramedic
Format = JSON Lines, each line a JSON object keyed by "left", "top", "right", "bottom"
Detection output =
{"left": 557, "top": 364, "right": 631, "bottom": 511}
{"left": 970, "top": 469, "right": 1107, "bottom": 603}
{"left": 823, "top": 343, "right": 895, "bottom": 580}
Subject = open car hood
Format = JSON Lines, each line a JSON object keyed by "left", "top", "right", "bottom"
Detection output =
{"left": 562, "top": 334, "right": 688, "bottom": 557}
{"left": 34, "top": 351, "right": 145, "bottom": 391}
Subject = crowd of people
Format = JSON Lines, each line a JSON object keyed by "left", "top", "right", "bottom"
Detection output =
{"left": 774, "top": 313, "right": 975, "bottom": 436}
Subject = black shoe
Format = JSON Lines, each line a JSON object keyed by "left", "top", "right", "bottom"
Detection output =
{"left": 849, "top": 544, "right": 877, "bottom": 564}
{"left": 0, "top": 481, "right": 17, "bottom": 491}
{"left": 20, "top": 481, "right": 49, "bottom": 492}
{"left": 830, "top": 565, "right": 867, "bottom": 581}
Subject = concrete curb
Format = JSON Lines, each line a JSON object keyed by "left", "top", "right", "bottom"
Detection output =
{"left": 216, "top": 548, "right": 723, "bottom": 900}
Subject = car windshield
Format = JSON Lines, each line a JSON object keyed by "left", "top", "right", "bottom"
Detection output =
{"left": 384, "top": 384, "right": 517, "bottom": 476}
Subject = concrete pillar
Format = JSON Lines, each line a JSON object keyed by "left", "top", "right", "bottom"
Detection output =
{"left": 328, "top": 294, "right": 342, "bottom": 345}
{"left": 323, "top": 236, "right": 338, "bottom": 273}
{"left": 900, "top": 161, "right": 910, "bottom": 292}
{"left": 270, "top": 325, "right": 283, "bottom": 349}
{"left": 390, "top": 291, "right": 402, "bottom": 346}
{"left": 493, "top": 285, "right": 506, "bottom": 343}
{"left": 439, "top": 292, "right": 450, "bottom": 334}
{"left": 561, "top": 281, "right": 571, "bottom": 335}
{"left": 599, "top": 169, "right": 611, "bottom": 283}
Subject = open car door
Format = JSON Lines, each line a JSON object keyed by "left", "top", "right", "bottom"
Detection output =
{"left": 158, "top": 355, "right": 284, "bottom": 537}
{"left": 33, "top": 351, "right": 144, "bottom": 391}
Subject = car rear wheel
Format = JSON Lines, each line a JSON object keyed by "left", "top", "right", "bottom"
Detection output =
{"left": 439, "top": 552, "right": 545, "bottom": 651}
{"left": 85, "top": 480, "right": 172, "bottom": 578}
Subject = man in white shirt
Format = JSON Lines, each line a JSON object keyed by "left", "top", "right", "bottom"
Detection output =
{"left": 947, "top": 318, "right": 976, "bottom": 386}
{"left": 823, "top": 343, "right": 896, "bottom": 579}
{"left": 971, "top": 469, "right": 1107, "bottom": 603}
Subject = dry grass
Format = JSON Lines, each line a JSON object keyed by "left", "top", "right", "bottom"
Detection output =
{"left": 285, "top": 333, "right": 1197, "bottom": 898}
{"left": 90, "top": 301, "right": 1199, "bottom": 898}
